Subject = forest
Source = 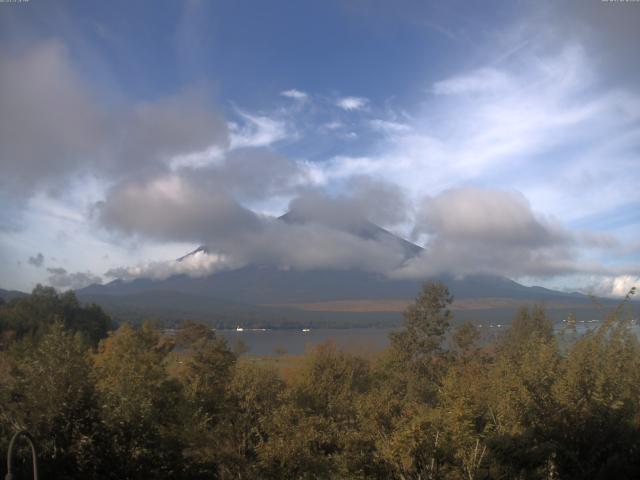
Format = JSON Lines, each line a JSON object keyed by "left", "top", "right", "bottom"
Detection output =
{"left": 1, "top": 283, "right": 639, "bottom": 479}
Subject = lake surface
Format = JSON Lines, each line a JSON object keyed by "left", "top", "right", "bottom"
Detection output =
{"left": 216, "top": 320, "right": 640, "bottom": 355}
{"left": 217, "top": 327, "right": 398, "bottom": 355}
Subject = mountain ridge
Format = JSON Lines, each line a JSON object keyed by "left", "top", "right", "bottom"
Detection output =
{"left": 74, "top": 217, "right": 615, "bottom": 327}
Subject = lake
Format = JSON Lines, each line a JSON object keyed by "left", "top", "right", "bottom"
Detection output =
{"left": 216, "top": 319, "right": 640, "bottom": 355}
{"left": 216, "top": 320, "right": 640, "bottom": 355}
{"left": 217, "top": 327, "right": 397, "bottom": 355}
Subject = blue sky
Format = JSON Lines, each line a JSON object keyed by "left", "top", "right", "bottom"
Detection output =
{"left": 1, "top": 0, "right": 639, "bottom": 296}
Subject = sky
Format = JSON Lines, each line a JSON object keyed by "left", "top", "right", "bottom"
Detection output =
{"left": 0, "top": 0, "right": 639, "bottom": 297}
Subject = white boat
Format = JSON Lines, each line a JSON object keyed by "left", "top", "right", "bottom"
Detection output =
{"left": 236, "top": 326, "right": 244, "bottom": 332}
{"left": 302, "top": 328, "right": 310, "bottom": 332}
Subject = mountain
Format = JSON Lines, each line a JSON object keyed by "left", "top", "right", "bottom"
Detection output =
{"left": 279, "top": 211, "right": 424, "bottom": 259}
{"left": 0, "top": 288, "right": 28, "bottom": 302}
{"left": 76, "top": 216, "right": 612, "bottom": 328}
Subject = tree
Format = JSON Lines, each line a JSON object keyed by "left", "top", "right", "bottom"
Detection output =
{"left": 170, "top": 321, "right": 237, "bottom": 478}
{"left": 498, "top": 305, "right": 554, "bottom": 357}
{"left": 386, "top": 281, "right": 453, "bottom": 402}
{"left": 0, "top": 323, "right": 104, "bottom": 479}
{"left": 452, "top": 322, "right": 481, "bottom": 359}
{"left": 258, "top": 342, "right": 377, "bottom": 479}
{"left": 0, "top": 286, "right": 114, "bottom": 348}
{"left": 391, "top": 281, "right": 453, "bottom": 360}
{"left": 219, "top": 361, "right": 284, "bottom": 478}
{"left": 549, "top": 304, "right": 640, "bottom": 479}
{"left": 486, "top": 306, "right": 562, "bottom": 478}
{"left": 92, "top": 323, "right": 184, "bottom": 479}
{"left": 438, "top": 339, "right": 492, "bottom": 480}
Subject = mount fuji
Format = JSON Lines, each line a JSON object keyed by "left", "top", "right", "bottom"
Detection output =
{"left": 76, "top": 215, "right": 607, "bottom": 328}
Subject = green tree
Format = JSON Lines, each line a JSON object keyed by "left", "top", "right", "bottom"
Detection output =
{"left": 170, "top": 321, "right": 237, "bottom": 478}
{"left": 92, "top": 323, "right": 184, "bottom": 479}
{"left": 0, "top": 285, "right": 113, "bottom": 347}
{"left": 486, "top": 306, "right": 562, "bottom": 479}
{"left": 438, "top": 343, "right": 492, "bottom": 479}
{"left": 259, "top": 342, "right": 377, "bottom": 479}
{"left": 549, "top": 306, "right": 640, "bottom": 479}
{"left": 0, "top": 323, "right": 104, "bottom": 479}
{"left": 218, "top": 361, "right": 284, "bottom": 479}
{"left": 386, "top": 281, "right": 454, "bottom": 403}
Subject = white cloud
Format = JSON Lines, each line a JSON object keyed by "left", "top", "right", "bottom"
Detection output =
{"left": 432, "top": 68, "right": 512, "bottom": 96}
{"left": 336, "top": 96, "right": 369, "bottom": 111}
{"left": 323, "top": 121, "right": 344, "bottom": 131}
{"left": 585, "top": 275, "right": 639, "bottom": 298}
{"left": 281, "top": 89, "right": 309, "bottom": 101}
{"left": 106, "top": 249, "right": 237, "bottom": 281}
{"left": 3, "top": 21, "right": 639, "bottom": 294}
{"left": 369, "top": 119, "right": 412, "bottom": 134}
{"left": 318, "top": 43, "right": 640, "bottom": 231}
{"left": 168, "top": 145, "right": 226, "bottom": 170}
{"left": 229, "top": 110, "right": 289, "bottom": 149}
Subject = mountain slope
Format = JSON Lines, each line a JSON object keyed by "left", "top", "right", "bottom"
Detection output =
{"left": 0, "top": 288, "right": 29, "bottom": 301}
{"left": 76, "top": 217, "right": 611, "bottom": 326}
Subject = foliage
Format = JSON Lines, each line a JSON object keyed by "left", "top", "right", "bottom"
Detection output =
{"left": 0, "top": 285, "right": 114, "bottom": 348}
{"left": 2, "top": 283, "right": 640, "bottom": 479}
{"left": 0, "top": 323, "right": 104, "bottom": 479}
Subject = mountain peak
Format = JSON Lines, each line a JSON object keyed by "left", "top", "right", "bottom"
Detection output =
{"left": 177, "top": 245, "right": 210, "bottom": 262}
{"left": 279, "top": 211, "right": 423, "bottom": 259}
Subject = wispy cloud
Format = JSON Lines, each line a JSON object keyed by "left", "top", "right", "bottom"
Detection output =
{"left": 369, "top": 119, "right": 411, "bottom": 134}
{"left": 432, "top": 68, "right": 512, "bottom": 96}
{"left": 321, "top": 43, "right": 640, "bottom": 226}
{"left": 2, "top": 4, "right": 639, "bottom": 294}
{"left": 336, "top": 96, "right": 369, "bottom": 111}
{"left": 229, "top": 110, "right": 289, "bottom": 149}
{"left": 281, "top": 89, "right": 309, "bottom": 101}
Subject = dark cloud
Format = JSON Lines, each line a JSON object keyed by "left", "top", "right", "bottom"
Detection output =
{"left": 104, "top": 218, "right": 411, "bottom": 280}
{"left": 287, "top": 190, "right": 371, "bottom": 233}
{"left": 221, "top": 148, "right": 307, "bottom": 200}
{"left": 287, "top": 178, "right": 410, "bottom": 233}
{"left": 95, "top": 143, "right": 314, "bottom": 245}
{"left": 0, "top": 42, "right": 106, "bottom": 197}
{"left": 0, "top": 41, "right": 229, "bottom": 201}
{"left": 549, "top": 1, "right": 640, "bottom": 88}
{"left": 394, "top": 187, "right": 577, "bottom": 279}
{"left": 47, "top": 267, "right": 102, "bottom": 290}
{"left": 413, "top": 188, "right": 569, "bottom": 247}
{"left": 239, "top": 220, "right": 409, "bottom": 273}
{"left": 111, "top": 88, "right": 229, "bottom": 176}
{"left": 348, "top": 176, "right": 411, "bottom": 227}
{"left": 96, "top": 172, "right": 262, "bottom": 244}
{"left": 46, "top": 267, "right": 66, "bottom": 275}
{"left": 27, "top": 252, "right": 44, "bottom": 268}
{"left": 95, "top": 165, "right": 621, "bottom": 282}
{"left": 97, "top": 171, "right": 414, "bottom": 276}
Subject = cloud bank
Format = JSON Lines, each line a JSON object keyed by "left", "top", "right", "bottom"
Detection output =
{"left": 2, "top": 10, "right": 639, "bottom": 297}
{"left": 0, "top": 41, "right": 229, "bottom": 202}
